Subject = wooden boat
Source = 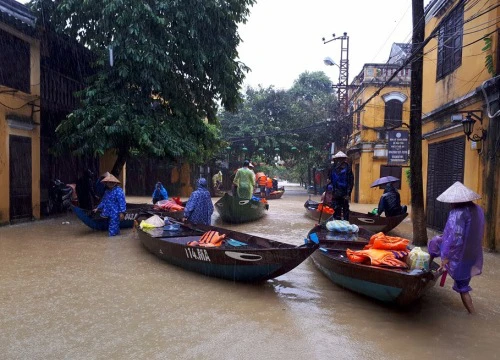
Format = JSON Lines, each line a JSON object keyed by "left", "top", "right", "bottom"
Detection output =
{"left": 253, "top": 187, "right": 285, "bottom": 200}
{"left": 307, "top": 224, "right": 437, "bottom": 306}
{"left": 215, "top": 193, "right": 269, "bottom": 223}
{"left": 137, "top": 220, "right": 319, "bottom": 282}
{"left": 72, "top": 203, "right": 183, "bottom": 231}
{"left": 304, "top": 199, "right": 408, "bottom": 233}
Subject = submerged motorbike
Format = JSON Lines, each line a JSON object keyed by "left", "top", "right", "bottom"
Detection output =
{"left": 46, "top": 179, "right": 74, "bottom": 214}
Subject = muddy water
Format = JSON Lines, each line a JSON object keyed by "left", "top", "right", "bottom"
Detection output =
{"left": 1, "top": 184, "right": 499, "bottom": 359}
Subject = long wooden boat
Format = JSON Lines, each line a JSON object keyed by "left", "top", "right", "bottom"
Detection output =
{"left": 253, "top": 187, "right": 285, "bottom": 200}
{"left": 304, "top": 199, "right": 408, "bottom": 233}
{"left": 138, "top": 220, "right": 319, "bottom": 282}
{"left": 72, "top": 203, "right": 183, "bottom": 231}
{"left": 214, "top": 193, "right": 269, "bottom": 224}
{"left": 307, "top": 224, "right": 437, "bottom": 307}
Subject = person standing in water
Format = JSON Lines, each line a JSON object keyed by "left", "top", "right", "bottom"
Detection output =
{"left": 428, "top": 181, "right": 484, "bottom": 314}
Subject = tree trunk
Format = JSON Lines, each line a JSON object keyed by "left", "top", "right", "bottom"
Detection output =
{"left": 111, "top": 150, "right": 129, "bottom": 178}
{"left": 410, "top": 0, "right": 428, "bottom": 246}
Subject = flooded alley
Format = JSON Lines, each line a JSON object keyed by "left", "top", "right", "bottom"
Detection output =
{"left": 1, "top": 184, "right": 499, "bottom": 360}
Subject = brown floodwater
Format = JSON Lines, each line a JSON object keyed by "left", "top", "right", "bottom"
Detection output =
{"left": 1, "top": 184, "right": 499, "bottom": 359}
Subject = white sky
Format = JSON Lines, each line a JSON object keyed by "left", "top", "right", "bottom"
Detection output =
{"left": 238, "top": 0, "right": 432, "bottom": 90}
{"left": 16, "top": 0, "right": 432, "bottom": 90}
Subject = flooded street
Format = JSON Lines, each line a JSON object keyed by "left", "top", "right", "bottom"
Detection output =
{"left": 1, "top": 184, "right": 500, "bottom": 360}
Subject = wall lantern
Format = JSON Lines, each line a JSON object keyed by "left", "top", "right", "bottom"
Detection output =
{"left": 461, "top": 111, "right": 487, "bottom": 142}
{"left": 258, "top": 147, "right": 264, "bottom": 152}
{"left": 274, "top": 147, "right": 280, "bottom": 152}
{"left": 241, "top": 145, "right": 248, "bottom": 152}
{"left": 226, "top": 146, "right": 232, "bottom": 151}
{"left": 307, "top": 144, "right": 314, "bottom": 150}
{"left": 291, "top": 146, "right": 297, "bottom": 151}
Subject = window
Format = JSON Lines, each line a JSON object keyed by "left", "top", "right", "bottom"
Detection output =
{"left": 437, "top": 4, "right": 463, "bottom": 79}
{"left": 384, "top": 99, "right": 403, "bottom": 128}
{"left": 0, "top": 29, "right": 30, "bottom": 93}
{"left": 356, "top": 99, "right": 361, "bottom": 130}
{"left": 380, "top": 166, "right": 402, "bottom": 190}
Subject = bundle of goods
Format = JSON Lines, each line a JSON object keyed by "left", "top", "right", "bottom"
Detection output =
{"left": 187, "top": 230, "right": 226, "bottom": 247}
{"left": 317, "top": 204, "right": 334, "bottom": 215}
{"left": 325, "top": 219, "right": 358, "bottom": 233}
{"left": 139, "top": 215, "right": 166, "bottom": 229}
{"left": 346, "top": 232, "right": 412, "bottom": 268}
{"left": 154, "top": 199, "right": 184, "bottom": 212}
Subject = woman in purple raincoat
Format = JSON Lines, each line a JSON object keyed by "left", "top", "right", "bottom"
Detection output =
{"left": 428, "top": 181, "right": 484, "bottom": 314}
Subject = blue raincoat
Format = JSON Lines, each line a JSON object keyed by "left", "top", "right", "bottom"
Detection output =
{"left": 152, "top": 182, "right": 168, "bottom": 204}
{"left": 96, "top": 185, "right": 127, "bottom": 236}
{"left": 183, "top": 179, "right": 214, "bottom": 225}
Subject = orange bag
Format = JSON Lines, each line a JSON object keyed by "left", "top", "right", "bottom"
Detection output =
{"left": 346, "top": 249, "right": 408, "bottom": 268}
{"left": 364, "top": 232, "right": 409, "bottom": 251}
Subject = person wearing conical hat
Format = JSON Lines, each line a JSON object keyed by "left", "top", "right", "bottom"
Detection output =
{"left": 428, "top": 181, "right": 484, "bottom": 314}
{"left": 92, "top": 173, "right": 127, "bottom": 236}
{"left": 329, "top": 151, "right": 354, "bottom": 221}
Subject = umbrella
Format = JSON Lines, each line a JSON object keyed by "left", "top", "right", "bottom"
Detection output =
{"left": 370, "top": 176, "right": 400, "bottom": 188}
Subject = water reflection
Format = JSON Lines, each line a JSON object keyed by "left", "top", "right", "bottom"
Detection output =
{"left": 0, "top": 184, "right": 499, "bottom": 359}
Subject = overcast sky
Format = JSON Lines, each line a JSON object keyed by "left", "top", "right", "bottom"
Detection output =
{"left": 17, "top": 0, "right": 432, "bottom": 90}
{"left": 238, "top": 0, "right": 432, "bottom": 90}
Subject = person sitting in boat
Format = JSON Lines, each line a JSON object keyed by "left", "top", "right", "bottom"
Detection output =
{"left": 152, "top": 181, "right": 168, "bottom": 204}
{"left": 377, "top": 183, "right": 407, "bottom": 217}
{"left": 232, "top": 160, "right": 256, "bottom": 200}
{"left": 182, "top": 178, "right": 214, "bottom": 225}
{"left": 92, "top": 173, "right": 127, "bottom": 237}
{"left": 266, "top": 176, "right": 273, "bottom": 197}
{"left": 320, "top": 179, "right": 334, "bottom": 206}
{"left": 272, "top": 177, "right": 279, "bottom": 191}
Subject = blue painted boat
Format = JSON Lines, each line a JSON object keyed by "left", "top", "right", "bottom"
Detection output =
{"left": 71, "top": 204, "right": 146, "bottom": 231}
{"left": 307, "top": 224, "right": 438, "bottom": 306}
{"left": 137, "top": 221, "right": 318, "bottom": 282}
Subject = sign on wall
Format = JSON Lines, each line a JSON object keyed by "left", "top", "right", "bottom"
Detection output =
{"left": 388, "top": 130, "right": 409, "bottom": 165}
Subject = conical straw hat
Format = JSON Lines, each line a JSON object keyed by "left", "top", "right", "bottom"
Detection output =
{"left": 333, "top": 151, "right": 347, "bottom": 159}
{"left": 436, "top": 181, "right": 481, "bottom": 203}
{"left": 101, "top": 173, "right": 120, "bottom": 183}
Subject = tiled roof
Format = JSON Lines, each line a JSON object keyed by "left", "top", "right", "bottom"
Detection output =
{"left": 0, "top": 0, "right": 36, "bottom": 36}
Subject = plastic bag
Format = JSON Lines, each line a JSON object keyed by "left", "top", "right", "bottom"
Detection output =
{"left": 406, "top": 247, "right": 430, "bottom": 270}
{"left": 140, "top": 214, "right": 165, "bottom": 229}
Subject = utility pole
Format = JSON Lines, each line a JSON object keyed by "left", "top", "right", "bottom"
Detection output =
{"left": 323, "top": 32, "right": 351, "bottom": 145}
{"left": 410, "top": 0, "right": 427, "bottom": 246}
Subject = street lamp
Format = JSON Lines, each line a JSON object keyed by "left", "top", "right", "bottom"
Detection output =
{"left": 323, "top": 57, "right": 339, "bottom": 68}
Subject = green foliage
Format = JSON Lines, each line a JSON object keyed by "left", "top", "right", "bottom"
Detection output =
{"left": 482, "top": 37, "right": 495, "bottom": 76}
{"left": 218, "top": 71, "right": 343, "bottom": 170}
{"left": 30, "top": 0, "right": 255, "bottom": 174}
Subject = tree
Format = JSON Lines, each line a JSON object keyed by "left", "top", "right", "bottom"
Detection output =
{"left": 410, "top": 0, "right": 427, "bottom": 246}
{"left": 31, "top": 0, "right": 255, "bottom": 176}
{"left": 218, "top": 71, "right": 341, "bottom": 169}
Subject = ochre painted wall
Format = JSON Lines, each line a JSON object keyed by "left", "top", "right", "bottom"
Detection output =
{"left": 350, "top": 84, "right": 411, "bottom": 205}
{"left": 0, "top": 25, "right": 40, "bottom": 224}
{"left": 422, "top": 0, "right": 499, "bottom": 249}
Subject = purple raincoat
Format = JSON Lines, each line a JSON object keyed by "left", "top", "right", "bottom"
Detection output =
{"left": 428, "top": 203, "right": 484, "bottom": 281}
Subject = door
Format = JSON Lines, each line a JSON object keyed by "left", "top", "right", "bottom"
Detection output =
{"left": 9, "top": 135, "right": 32, "bottom": 222}
{"left": 426, "top": 136, "right": 465, "bottom": 230}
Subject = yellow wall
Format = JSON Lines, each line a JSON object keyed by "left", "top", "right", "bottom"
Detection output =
{"left": 350, "top": 84, "right": 411, "bottom": 205}
{"left": 0, "top": 25, "right": 40, "bottom": 224}
{"left": 422, "top": 0, "right": 499, "bottom": 249}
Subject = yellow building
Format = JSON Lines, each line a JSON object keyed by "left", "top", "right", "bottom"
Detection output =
{"left": 422, "top": 0, "right": 499, "bottom": 250}
{"left": 0, "top": 1, "right": 41, "bottom": 224}
{"left": 347, "top": 43, "right": 412, "bottom": 207}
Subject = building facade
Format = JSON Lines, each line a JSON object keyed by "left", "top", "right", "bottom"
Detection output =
{"left": 0, "top": 0, "right": 41, "bottom": 224}
{"left": 422, "top": 0, "right": 499, "bottom": 249}
{"left": 346, "top": 44, "right": 412, "bottom": 207}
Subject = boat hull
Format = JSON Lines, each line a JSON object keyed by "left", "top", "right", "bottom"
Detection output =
{"left": 304, "top": 199, "right": 408, "bottom": 233}
{"left": 138, "top": 223, "right": 318, "bottom": 282}
{"left": 215, "top": 193, "right": 268, "bottom": 223}
{"left": 253, "top": 187, "right": 285, "bottom": 200}
{"left": 308, "top": 225, "right": 437, "bottom": 306}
